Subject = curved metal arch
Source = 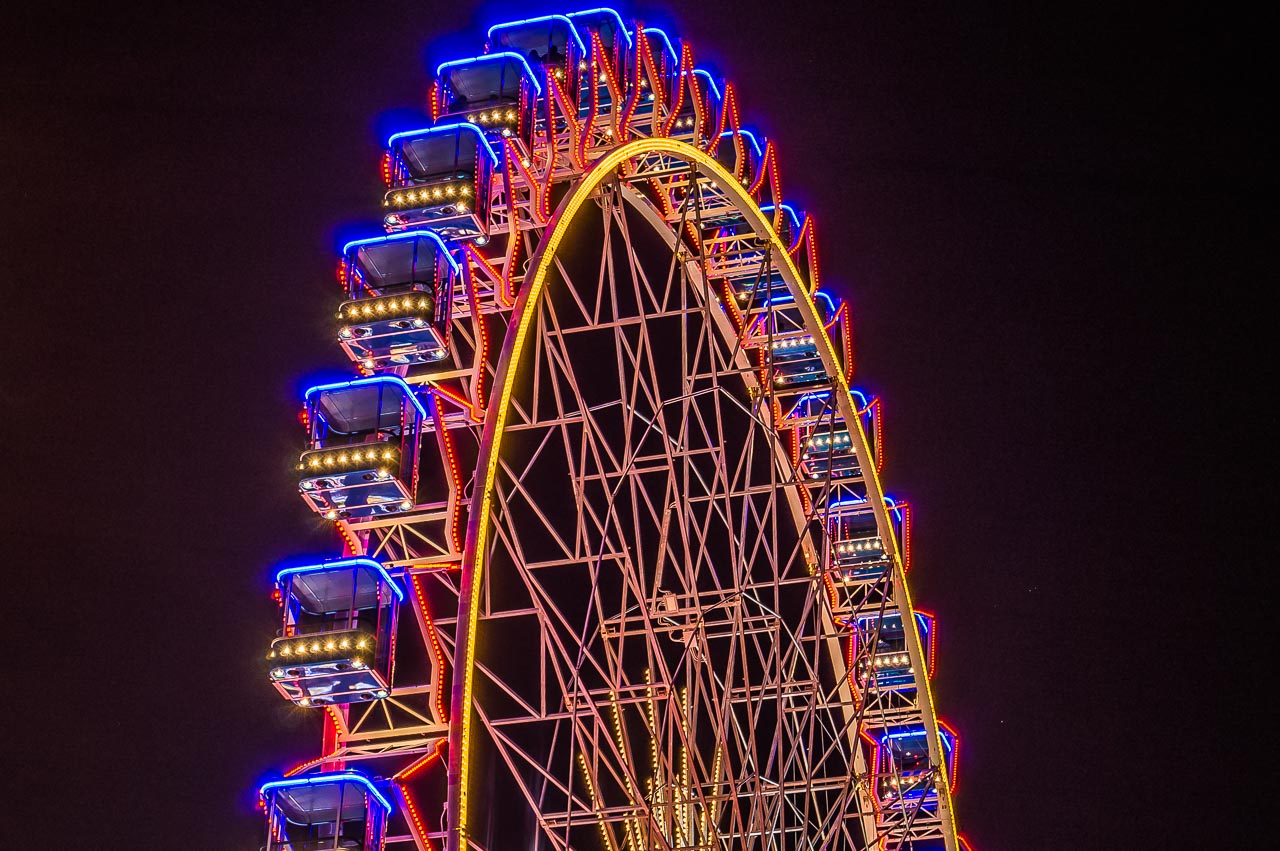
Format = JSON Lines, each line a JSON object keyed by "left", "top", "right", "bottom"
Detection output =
{"left": 446, "top": 138, "right": 955, "bottom": 850}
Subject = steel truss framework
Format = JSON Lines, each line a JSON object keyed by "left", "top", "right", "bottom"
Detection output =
{"left": 259, "top": 11, "right": 963, "bottom": 851}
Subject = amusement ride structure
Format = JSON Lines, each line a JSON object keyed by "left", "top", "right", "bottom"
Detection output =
{"left": 255, "top": 8, "right": 965, "bottom": 850}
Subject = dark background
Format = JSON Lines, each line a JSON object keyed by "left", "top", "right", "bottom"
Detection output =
{"left": 0, "top": 1, "right": 1267, "bottom": 848}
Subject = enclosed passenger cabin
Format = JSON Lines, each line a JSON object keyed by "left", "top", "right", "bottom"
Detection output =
{"left": 796, "top": 387, "right": 880, "bottom": 480}
{"left": 766, "top": 203, "right": 819, "bottom": 292}
{"left": 711, "top": 205, "right": 801, "bottom": 302}
{"left": 784, "top": 391, "right": 836, "bottom": 429}
{"left": 764, "top": 307, "right": 825, "bottom": 389}
{"left": 297, "top": 377, "right": 425, "bottom": 520}
{"left": 714, "top": 128, "right": 763, "bottom": 187}
{"left": 668, "top": 68, "right": 720, "bottom": 142}
{"left": 568, "top": 7, "right": 631, "bottom": 114}
{"left": 626, "top": 27, "right": 679, "bottom": 121}
{"left": 851, "top": 611, "right": 935, "bottom": 691}
{"left": 436, "top": 54, "right": 539, "bottom": 151}
{"left": 382, "top": 124, "right": 496, "bottom": 240}
{"left": 799, "top": 423, "right": 859, "bottom": 481}
{"left": 824, "top": 497, "right": 908, "bottom": 584}
{"left": 267, "top": 558, "right": 401, "bottom": 707}
{"left": 784, "top": 386, "right": 872, "bottom": 432}
{"left": 719, "top": 254, "right": 792, "bottom": 305}
{"left": 872, "top": 724, "right": 958, "bottom": 809}
{"left": 337, "top": 231, "right": 458, "bottom": 370}
{"left": 488, "top": 14, "right": 585, "bottom": 92}
{"left": 761, "top": 203, "right": 802, "bottom": 248}
{"left": 261, "top": 771, "right": 391, "bottom": 851}
{"left": 748, "top": 289, "right": 843, "bottom": 390}
{"left": 825, "top": 498, "right": 889, "bottom": 583}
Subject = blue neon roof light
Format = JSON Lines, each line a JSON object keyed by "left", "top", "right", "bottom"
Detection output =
{"left": 342, "top": 230, "right": 462, "bottom": 276}
{"left": 719, "top": 128, "right": 763, "bottom": 158}
{"left": 260, "top": 770, "right": 394, "bottom": 813}
{"left": 385, "top": 123, "right": 499, "bottom": 168}
{"left": 829, "top": 494, "right": 904, "bottom": 515}
{"left": 760, "top": 203, "right": 802, "bottom": 230}
{"left": 792, "top": 389, "right": 869, "bottom": 410}
{"left": 436, "top": 52, "right": 543, "bottom": 96}
{"left": 637, "top": 27, "right": 677, "bottom": 62}
{"left": 851, "top": 610, "right": 931, "bottom": 633}
{"left": 880, "top": 726, "right": 955, "bottom": 749}
{"left": 488, "top": 14, "right": 587, "bottom": 54}
{"left": 304, "top": 375, "right": 428, "bottom": 420}
{"left": 692, "top": 69, "right": 721, "bottom": 101}
{"left": 275, "top": 557, "right": 405, "bottom": 602}
{"left": 567, "top": 8, "right": 632, "bottom": 47}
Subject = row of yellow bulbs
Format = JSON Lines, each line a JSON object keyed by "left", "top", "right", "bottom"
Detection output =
{"left": 466, "top": 108, "right": 517, "bottom": 125}
{"left": 804, "top": 431, "right": 853, "bottom": 449}
{"left": 339, "top": 295, "right": 431, "bottom": 321}
{"left": 770, "top": 335, "right": 816, "bottom": 350}
{"left": 270, "top": 634, "right": 371, "bottom": 659}
{"left": 859, "top": 653, "right": 913, "bottom": 668}
{"left": 386, "top": 183, "right": 472, "bottom": 207}
{"left": 835, "top": 537, "right": 885, "bottom": 554}
{"left": 879, "top": 775, "right": 940, "bottom": 791}
{"left": 299, "top": 446, "right": 396, "bottom": 471}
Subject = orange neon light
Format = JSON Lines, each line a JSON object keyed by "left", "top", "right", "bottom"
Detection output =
{"left": 410, "top": 572, "right": 450, "bottom": 723}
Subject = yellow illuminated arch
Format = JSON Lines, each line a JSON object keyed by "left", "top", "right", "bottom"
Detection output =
{"left": 445, "top": 138, "right": 955, "bottom": 849}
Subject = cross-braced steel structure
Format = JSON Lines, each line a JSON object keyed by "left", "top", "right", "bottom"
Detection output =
{"left": 252, "top": 10, "right": 966, "bottom": 851}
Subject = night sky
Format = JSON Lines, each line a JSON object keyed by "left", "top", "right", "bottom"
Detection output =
{"left": 2, "top": 1, "right": 1264, "bottom": 849}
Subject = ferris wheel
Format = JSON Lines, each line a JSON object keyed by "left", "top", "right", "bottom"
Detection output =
{"left": 255, "top": 8, "right": 967, "bottom": 851}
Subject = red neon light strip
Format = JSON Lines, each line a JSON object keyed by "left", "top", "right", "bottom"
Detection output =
{"left": 409, "top": 572, "right": 450, "bottom": 723}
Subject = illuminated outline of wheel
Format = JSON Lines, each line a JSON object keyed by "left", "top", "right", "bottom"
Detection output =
{"left": 450, "top": 136, "right": 962, "bottom": 849}
{"left": 261, "top": 10, "right": 965, "bottom": 851}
